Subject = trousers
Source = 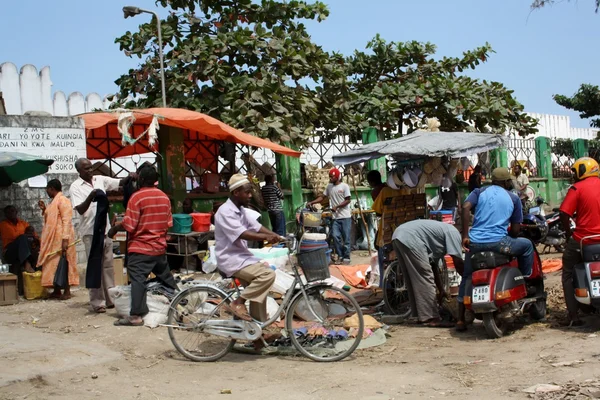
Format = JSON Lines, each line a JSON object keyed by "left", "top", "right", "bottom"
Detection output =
{"left": 128, "top": 253, "right": 177, "bottom": 316}
{"left": 332, "top": 218, "right": 352, "bottom": 261}
{"left": 233, "top": 262, "right": 276, "bottom": 322}
{"left": 393, "top": 239, "right": 439, "bottom": 322}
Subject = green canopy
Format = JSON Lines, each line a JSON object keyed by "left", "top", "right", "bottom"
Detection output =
{"left": 0, "top": 152, "right": 54, "bottom": 187}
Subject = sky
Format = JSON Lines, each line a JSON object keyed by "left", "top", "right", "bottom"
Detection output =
{"left": 1, "top": 0, "right": 599, "bottom": 128}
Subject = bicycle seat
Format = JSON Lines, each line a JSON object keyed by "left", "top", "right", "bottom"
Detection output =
{"left": 470, "top": 251, "right": 512, "bottom": 270}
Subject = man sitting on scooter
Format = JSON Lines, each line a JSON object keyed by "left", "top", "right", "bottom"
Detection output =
{"left": 559, "top": 157, "right": 600, "bottom": 327}
{"left": 457, "top": 167, "right": 534, "bottom": 332}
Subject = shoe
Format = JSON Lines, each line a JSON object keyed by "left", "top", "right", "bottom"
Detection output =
{"left": 342, "top": 259, "right": 351, "bottom": 265}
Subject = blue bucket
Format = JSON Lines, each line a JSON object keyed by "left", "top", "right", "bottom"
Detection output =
{"left": 171, "top": 214, "right": 193, "bottom": 234}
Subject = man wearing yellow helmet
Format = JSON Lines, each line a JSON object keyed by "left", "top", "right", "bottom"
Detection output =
{"left": 559, "top": 157, "right": 600, "bottom": 327}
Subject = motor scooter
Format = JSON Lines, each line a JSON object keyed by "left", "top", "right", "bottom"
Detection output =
{"left": 464, "top": 242, "right": 546, "bottom": 338}
{"left": 543, "top": 208, "right": 575, "bottom": 253}
{"left": 573, "top": 234, "right": 600, "bottom": 313}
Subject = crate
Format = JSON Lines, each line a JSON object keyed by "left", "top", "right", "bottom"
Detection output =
{"left": 0, "top": 273, "right": 18, "bottom": 306}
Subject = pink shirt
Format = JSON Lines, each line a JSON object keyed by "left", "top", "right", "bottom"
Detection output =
{"left": 214, "top": 199, "right": 262, "bottom": 276}
{"left": 215, "top": 199, "right": 262, "bottom": 276}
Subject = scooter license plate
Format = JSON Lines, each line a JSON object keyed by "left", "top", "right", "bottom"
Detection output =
{"left": 591, "top": 280, "right": 600, "bottom": 297}
{"left": 473, "top": 286, "right": 491, "bottom": 303}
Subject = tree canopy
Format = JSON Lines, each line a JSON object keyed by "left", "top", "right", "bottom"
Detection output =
{"left": 345, "top": 36, "right": 537, "bottom": 139}
{"left": 114, "top": 0, "right": 538, "bottom": 148}
{"left": 531, "top": 0, "right": 600, "bottom": 12}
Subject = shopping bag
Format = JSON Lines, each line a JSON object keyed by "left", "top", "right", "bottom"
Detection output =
{"left": 53, "top": 254, "right": 69, "bottom": 289}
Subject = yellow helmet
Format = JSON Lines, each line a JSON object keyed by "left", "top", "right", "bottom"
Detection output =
{"left": 572, "top": 157, "right": 600, "bottom": 181}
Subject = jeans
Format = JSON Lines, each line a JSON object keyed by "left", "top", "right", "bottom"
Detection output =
{"left": 458, "top": 235, "right": 534, "bottom": 302}
{"left": 332, "top": 218, "right": 352, "bottom": 261}
{"left": 128, "top": 253, "right": 177, "bottom": 316}
{"left": 268, "top": 210, "right": 286, "bottom": 237}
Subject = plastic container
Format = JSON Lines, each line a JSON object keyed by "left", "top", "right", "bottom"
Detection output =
{"left": 296, "top": 248, "right": 331, "bottom": 282}
{"left": 190, "top": 213, "right": 211, "bottom": 232}
{"left": 22, "top": 271, "right": 46, "bottom": 300}
{"left": 171, "top": 214, "right": 193, "bottom": 234}
{"left": 202, "top": 173, "right": 221, "bottom": 193}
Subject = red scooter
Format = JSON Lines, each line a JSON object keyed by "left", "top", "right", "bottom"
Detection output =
{"left": 464, "top": 244, "right": 546, "bottom": 338}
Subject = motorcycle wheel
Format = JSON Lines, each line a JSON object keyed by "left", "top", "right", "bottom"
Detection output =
{"left": 529, "top": 281, "right": 547, "bottom": 321}
{"left": 482, "top": 312, "right": 508, "bottom": 339}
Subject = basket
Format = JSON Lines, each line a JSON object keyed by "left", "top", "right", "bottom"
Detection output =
{"left": 171, "top": 214, "right": 193, "bottom": 234}
{"left": 302, "top": 211, "right": 322, "bottom": 228}
{"left": 296, "top": 248, "right": 331, "bottom": 282}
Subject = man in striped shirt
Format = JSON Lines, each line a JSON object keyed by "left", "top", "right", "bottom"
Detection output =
{"left": 261, "top": 175, "right": 286, "bottom": 236}
{"left": 108, "top": 166, "right": 177, "bottom": 326}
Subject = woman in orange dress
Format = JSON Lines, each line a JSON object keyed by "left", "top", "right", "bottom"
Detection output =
{"left": 38, "top": 179, "right": 79, "bottom": 300}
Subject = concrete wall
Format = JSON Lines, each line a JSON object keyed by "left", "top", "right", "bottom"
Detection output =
{"left": 0, "top": 115, "right": 87, "bottom": 266}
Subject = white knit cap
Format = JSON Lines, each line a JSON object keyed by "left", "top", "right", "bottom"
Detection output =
{"left": 228, "top": 173, "right": 250, "bottom": 191}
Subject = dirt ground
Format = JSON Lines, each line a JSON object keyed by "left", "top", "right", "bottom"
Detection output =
{"left": 1, "top": 250, "right": 600, "bottom": 400}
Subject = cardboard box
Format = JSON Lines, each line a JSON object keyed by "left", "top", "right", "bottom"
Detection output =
{"left": 0, "top": 273, "right": 18, "bottom": 306}
{"left": 113, "top": 257, "right": 128, "bottom": 286}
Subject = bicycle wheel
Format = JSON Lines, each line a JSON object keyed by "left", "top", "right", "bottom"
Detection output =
{"left": 285, "top": 285, "right": 363, "bottom": 362}
{"left": 167, "top": 286, "right": 235, "bottom": 362}
{"left": 382, "top": 261, "right": 411, "bottom": 317}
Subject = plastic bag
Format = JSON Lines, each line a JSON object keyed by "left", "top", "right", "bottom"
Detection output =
{"left": 53, "top": 254, "right": 69, "bottom": 289}
{"left": 202, "top": 246, "right": 218, "bottom": 273}
{"left": 108, "top": 286, "right": 170, "bottom": 328}
{"left": 367, "top": 251, "right": 380, "bottom": 288}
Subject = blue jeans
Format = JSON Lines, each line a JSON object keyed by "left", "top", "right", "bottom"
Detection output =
{"left": 458, "top": 236, "right": 534, "bottom": 302}
{"left": 332, "top": 218, "right": 352, "bottom": 261}
{"left": 268, "top": 210, "right": 286, "bottom": 237}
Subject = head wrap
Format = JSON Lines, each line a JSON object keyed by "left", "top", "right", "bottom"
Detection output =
{"left": 228, "top": 173, "right": 250, "bottom": 191}
{"left": 329, "top": 168, "right": 341, "bottom": 181}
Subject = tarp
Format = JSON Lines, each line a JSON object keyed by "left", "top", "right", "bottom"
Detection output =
{"left": 77, "top": 108, "right": 301, "bottom": 161}
{"left": 332, "top": 130, "right": 506, "bottom": 165}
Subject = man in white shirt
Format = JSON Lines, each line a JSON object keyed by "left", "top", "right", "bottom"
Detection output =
{"left": 307, "top": 168, "right": 352, "bottom": 264}
{"left": 513, "top": 164, "right": 529, "bottom": 192}
{"left": 70, "top": 158, "right": 132, "bottom": 313}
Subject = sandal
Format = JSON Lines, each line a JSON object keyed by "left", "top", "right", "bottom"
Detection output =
{"left": 59, "top": 294, "right": 72, "bottom": 301}
{"left": 94, "top": 307, "right": 107, "bottom": 314}
{"left": 113, "top": 318, "right": 144, "bottom": 326}
{"left": 455, "top": 321, "right": 468, "bottom": 332}
{"left": 223, "top": 303, "right": 253, "bottom": 321}
{"left": 421, "top": 319, "right": 455, "bottom": 328}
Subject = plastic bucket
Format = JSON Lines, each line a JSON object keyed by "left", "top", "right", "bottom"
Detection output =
{"left": 191, "top": 213, "right": 211, "bottom": 232}
{"left": 172, "top": 214, "right": 193, "bottom": 234}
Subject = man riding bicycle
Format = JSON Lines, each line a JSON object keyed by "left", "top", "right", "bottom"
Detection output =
{"left": 214, "top": 174, "right": 281, "bottom": 323}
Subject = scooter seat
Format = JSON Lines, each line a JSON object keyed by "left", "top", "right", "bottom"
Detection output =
{"left": 583, "top": 243, "right": 600, "bottom": 262}
{"left": 470, "top": 251, "right": 512, "bottom": 270}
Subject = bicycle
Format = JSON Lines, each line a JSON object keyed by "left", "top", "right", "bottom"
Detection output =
{"left": 165, "top": 234, "right": 364, "bottom": 362}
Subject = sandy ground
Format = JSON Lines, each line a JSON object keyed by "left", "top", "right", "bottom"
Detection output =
{"left": 1, "top": 250, "right": 600, "bottom": 400}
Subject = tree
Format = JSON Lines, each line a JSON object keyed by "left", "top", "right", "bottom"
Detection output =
{"left": 554, "top": 84, "right": 600, "bottom": 128}
{"left": 531, "top": 0, "right": 600, "bottom": 12}
{"left": 345, "top": 36, "right": 538, "bottom": 139}
{"left": 114, "top": 0, "right": 332, "bottom": 148}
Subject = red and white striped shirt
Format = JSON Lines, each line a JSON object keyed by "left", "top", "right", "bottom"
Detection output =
{"left": 122, "top": 187, "right": 173, "bottom": 256}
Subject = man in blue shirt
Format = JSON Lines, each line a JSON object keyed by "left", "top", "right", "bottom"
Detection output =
{"left": 456, "top": 167, "right": 534, "bottom": 331}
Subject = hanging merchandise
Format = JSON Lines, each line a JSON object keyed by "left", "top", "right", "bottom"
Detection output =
{"left": 117, "top": 110, "right": 161, "bottom": 148}
{"left": 387, "top": 173, "right": 399, "bottom": 190}
{"left": 403, "top": 168, "right": 419, "bottom": 188}
{"left": 460, "top": 157, "right": 471, "bottom": 171}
